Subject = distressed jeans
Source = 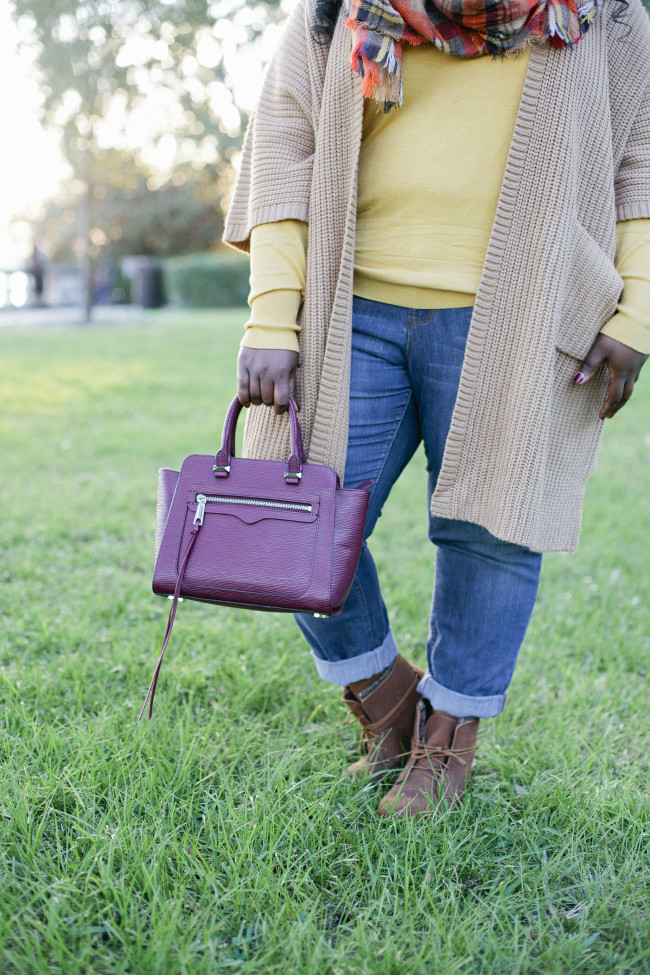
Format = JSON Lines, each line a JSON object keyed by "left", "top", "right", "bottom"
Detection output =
{"left": 294, "top": 297, "right": 542, "bottom": 719}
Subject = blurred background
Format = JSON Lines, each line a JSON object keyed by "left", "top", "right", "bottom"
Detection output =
{"left": 0, "top": 0, "right": 293, "bottom": 322}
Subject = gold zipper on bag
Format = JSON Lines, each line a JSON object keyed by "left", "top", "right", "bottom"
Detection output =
{"left": 194, "top": 492, "right": 312, "bottom": 526}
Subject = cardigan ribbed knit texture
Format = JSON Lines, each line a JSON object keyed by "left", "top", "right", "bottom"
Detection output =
{"left": 224, "top": 0, "right": 650, "bottom": 553}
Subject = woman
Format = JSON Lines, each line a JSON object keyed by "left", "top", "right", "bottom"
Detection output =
{"left": 224, "top": 0, "right": 650, "bottom": 817}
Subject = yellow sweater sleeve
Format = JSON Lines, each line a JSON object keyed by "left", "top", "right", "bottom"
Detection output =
{"left": 241, "top": 219, "right": 308, "bottom": 353}
{"left": 242, "top": 219, "right": 650, "bottom": 355}
{"left": 600, "top": 219, "right": 650, "bottom": 354}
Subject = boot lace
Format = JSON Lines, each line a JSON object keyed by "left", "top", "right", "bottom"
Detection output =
{"left": 405, "top": 740, "right": 475, "bottom": 779}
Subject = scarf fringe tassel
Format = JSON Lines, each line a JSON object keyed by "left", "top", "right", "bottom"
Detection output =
{"left": 346, "top": 0, "right": 606, "bottom": 109}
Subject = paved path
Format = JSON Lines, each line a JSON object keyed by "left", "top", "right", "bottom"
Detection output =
{"left": 0, "top": 305, "right": 179, "bottom": 329}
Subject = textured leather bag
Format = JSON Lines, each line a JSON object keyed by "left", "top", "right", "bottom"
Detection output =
{"left": 140, "top": 396, "right": 371, "bottom": 718}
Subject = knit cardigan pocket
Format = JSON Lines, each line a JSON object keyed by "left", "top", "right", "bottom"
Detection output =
{"left": 556, "top": 223, "right": 623, "bottom": 361}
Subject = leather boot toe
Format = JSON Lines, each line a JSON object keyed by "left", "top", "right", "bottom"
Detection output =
{"left": 377, "top": 706, "right": 479, "bottom": 818}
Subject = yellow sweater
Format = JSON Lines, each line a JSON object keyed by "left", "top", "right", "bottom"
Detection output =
{"left": 354, "top": 44, "right": 529, "bottom": 308}
{"left": 242, "top": 45, "right": 650, "bottom": 355}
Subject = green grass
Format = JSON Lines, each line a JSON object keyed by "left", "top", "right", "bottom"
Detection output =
{"left": 0, "top": 309, "right": 648, "bottom": 974}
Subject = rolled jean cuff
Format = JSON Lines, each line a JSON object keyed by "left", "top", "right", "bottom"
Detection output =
{"left": 417, "top": 672, "right": 506, "bottom": 719}
{"left": 311, "top": 630, "right": 398, "bottom": 686}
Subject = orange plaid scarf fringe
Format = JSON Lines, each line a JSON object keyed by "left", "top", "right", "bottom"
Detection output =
{"left": 346, "top": 0, "right": 605, "bottom": 109}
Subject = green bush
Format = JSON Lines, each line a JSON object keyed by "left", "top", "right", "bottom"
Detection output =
{"left": 163, "top": 250, "right": 249, "bottom": 308}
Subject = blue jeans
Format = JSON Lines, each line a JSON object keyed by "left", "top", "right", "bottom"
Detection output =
{"left": 295, "top": 297, "right": 542, "bottom": 719}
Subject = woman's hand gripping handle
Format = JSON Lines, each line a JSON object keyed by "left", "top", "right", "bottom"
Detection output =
{"left": 237, "top": 347, "right": 300, "bottom": 415}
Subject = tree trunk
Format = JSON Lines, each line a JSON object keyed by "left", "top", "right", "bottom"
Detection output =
{"left": 77, "top": 178, "right": 93, "bottom": 324}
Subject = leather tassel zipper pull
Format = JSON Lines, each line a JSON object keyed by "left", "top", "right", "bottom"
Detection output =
{"left": 138, "top": 503, "right": 205, "bottom": 721}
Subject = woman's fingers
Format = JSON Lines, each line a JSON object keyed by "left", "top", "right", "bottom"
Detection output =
{"left": 610, "top": 377, "right": 636, "bottom": 418}
{"left": 269, "top": 366, "right": 298, "bottom": 415}
{"left": 237, "top": 363, "right": 251, "bottom": 407}
{"left": 575, "top": 333, "right": 648, "bottom": 419}
{"left": 272, "top": 374, "right": 290, "bottom": 414}
{"left": 601, "top": 371, "right": 625, "bottom": 419}
{"left": 236, "top": 348, "right": 300, "bottom": 413}
{"left": 259, "top": 374, "right": 275, "bottom": 407}
{"left": 573, "top": 345, "right": 606, "bottom": 387}
{"left": 248, "top": 372, "right": 263, "bottom": 406}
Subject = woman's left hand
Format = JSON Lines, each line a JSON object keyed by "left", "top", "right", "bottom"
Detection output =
{"left": 574, "top": 334, "right": 649, "bottom": 419}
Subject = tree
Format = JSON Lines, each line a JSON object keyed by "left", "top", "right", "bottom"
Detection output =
{"left": 11, "top": 0, "right": 283, "bottom": 319}
{"left": 38, "top": 148, "right": 234, "bottom": 264}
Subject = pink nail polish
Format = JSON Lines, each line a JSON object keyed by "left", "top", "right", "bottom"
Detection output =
{"left": 573, "top": 372, "right": 586, "bottom": 384}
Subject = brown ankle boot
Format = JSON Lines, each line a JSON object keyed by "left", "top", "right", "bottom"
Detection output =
{"left": 343, "top": 655, "right": 423, "bottom": 779}
{"left": 377, "top": 706, "right": 479, "bottom": 818}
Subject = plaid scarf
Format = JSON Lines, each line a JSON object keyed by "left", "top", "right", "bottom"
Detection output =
{"left": 346, "top": 0, "right": 605, "bottom": 109}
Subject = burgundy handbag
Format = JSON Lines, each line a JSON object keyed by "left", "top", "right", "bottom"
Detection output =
{"left": 140, "top": 396, "right": 371, "bottom": 719}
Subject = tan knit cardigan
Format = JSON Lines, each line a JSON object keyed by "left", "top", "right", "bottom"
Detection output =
{"left": 224, "top": 0, "right": 650, "bottom": 553}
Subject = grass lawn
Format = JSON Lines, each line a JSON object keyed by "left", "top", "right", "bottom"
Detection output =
{"left": 0, "top": 309, "right": 648, "bottom": 974}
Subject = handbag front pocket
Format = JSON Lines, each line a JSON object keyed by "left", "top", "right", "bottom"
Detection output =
{"left": 176, "top": 493, "right": 320, "bottom": 599}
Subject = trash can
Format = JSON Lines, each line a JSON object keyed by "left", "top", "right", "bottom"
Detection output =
{"left": 138, "top": 262, "right": 165, "bottom": 308}
{"left": 120, "top": 256, "right": 166, "bottom": 309}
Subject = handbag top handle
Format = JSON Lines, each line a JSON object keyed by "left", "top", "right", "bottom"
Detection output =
{"left": 214, "top": 396, "right": 306, "bottom": 484}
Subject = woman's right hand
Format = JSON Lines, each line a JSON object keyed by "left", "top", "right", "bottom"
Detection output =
{"left": 237, "top": 347, "right": 300, "bottom": 414}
